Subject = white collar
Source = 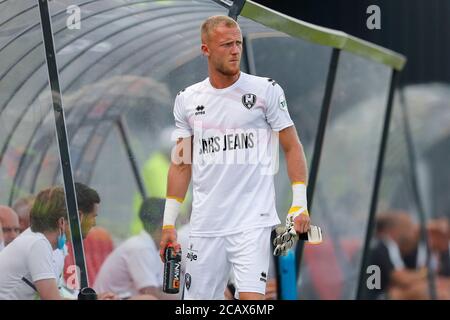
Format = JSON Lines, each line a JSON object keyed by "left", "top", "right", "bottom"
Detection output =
{"left": 380, "top": 237, "right": 405, "bottom": 270}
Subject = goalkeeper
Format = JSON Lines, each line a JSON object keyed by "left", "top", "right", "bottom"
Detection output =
{"left": 159, "top": 15, "right": 317, "bottom": 300}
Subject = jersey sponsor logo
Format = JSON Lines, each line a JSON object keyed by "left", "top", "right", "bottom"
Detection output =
{"left": 242, "top": 93, "right": 257, "bottom": 109}
{"left": 195, "top": 105, "right": 206, "bottom": 115}
{"left": 191, "top": 123, "right": 280, "bottom": 175}
{"left": 185, "top": 273, "right": 192, "bottom": 290}
{"left": 198, "top": 132, "right": 255, "bottom": 155}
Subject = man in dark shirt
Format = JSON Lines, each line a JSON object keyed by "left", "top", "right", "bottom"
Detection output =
{"left": 362, "top": 211, "right": 424, "bottom": 299}
{"left": 364, "top": 212, "right": 450, "bottom": 300}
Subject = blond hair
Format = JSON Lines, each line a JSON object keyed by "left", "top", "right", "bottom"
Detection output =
{"left": 30, "top": 187, "right": 67, "bottom": 233}
{"left": 201, "top": 15, "right": 240, "bottom": 43}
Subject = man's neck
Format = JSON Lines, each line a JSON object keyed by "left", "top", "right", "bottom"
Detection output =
{"left": 43, "top": 231, "right": 58, "bottom": 250}
{"left": 208, "top": 70, "right": 241, "bottom": 89}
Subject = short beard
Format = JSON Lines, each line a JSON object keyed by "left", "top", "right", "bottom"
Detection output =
{"left": 216, "top": 62, "right": 240, "bottom": 77}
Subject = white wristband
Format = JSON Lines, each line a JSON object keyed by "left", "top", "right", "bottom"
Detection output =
{"left": 292, "top": 182, "right": 308, "bottom": 209}
{"left": 163, "top": 197, "right": 182, "bottom": 227}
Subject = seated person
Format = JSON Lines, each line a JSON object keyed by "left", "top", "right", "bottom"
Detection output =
{"left": 365, "top": 211, "right": 450, "bottom": 300}
{"left": 94, "top": 197, "right": 175, "bottom": 299}
{"left": 0, "top": 219, "right": 3, "bottom": 251}
{"left": 12, "top": 196, "right": 34, "bottom": 233}
{"left": 0, "top": 185, "right": 116, "bottom": 300}
{"left": 56, "top": 183, "right": 113, "bottom": 297}
{"left": 0, "top": 205, "right": 20, "bottom": 249}
{"left": 427, "top": 217, "right": 450, "bottom": 276}
{"left": 63, "top": 226, "right": 114, "bottom": 287}
{"left": 363, "top": 210, "right": 425, "bottom": 299}
{"left": 0, "top": 187, "right": 69, "bottom": 300}
{"left": 425, "top": 217, "right": 450, "bottom": 299}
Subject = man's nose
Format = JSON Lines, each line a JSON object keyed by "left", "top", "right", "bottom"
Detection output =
{"left": 4, "top": 229, "right": 18, "bottom": 239}
{"left": 230, "top": 43, "right": 240, "bottom": 54}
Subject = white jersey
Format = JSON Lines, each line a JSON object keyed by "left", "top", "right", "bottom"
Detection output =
{"left": 0, "top": 228, "right": 57, "bottom": 300}
{"left": 93, "top": 230, "right": 163, "bottom": 298}
{"left": 173, "top": 72, "right": 294, "bottom": 237}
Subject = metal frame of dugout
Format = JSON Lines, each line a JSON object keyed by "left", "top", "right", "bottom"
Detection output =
{"left": 5, "top": 0, "right": 413, "bottom": 298}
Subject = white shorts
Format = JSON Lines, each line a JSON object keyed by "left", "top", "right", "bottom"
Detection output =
{"left": 183, "top": 227, "right": 272, "bottom": 300}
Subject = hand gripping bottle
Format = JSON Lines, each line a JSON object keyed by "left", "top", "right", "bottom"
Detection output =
{"left": 163, "top": 244, "right": 182, "bottom": 294}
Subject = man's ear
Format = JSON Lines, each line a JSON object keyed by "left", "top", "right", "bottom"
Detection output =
{"left": 201, "top": 43, "right": 209, "bottom": 57}
{"left": 58, "top": 217, "right": 65, "bottom": 229}
{"left": 79, "top": 211, "right": 84, "bottom": 222}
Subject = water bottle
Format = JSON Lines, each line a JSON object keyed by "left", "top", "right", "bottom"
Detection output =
{"left": 163, "top": 244, "right": 182, "bottom": 294}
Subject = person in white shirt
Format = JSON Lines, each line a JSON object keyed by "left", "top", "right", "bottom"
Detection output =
{"left": 0, "top": 205, "right": 20, "bottom": 249}
{"left": 0, "top": 184, "right": 116, "bottom": 300}
{"left": 94, "top": 197, "right": 174, "bottom": 299}
{"left": 159, "top": 15, "right": 312, "bottom": 300}
{"left": 12, "top": 196, "right": 34, "bottom": 233}
{"left": 0, "top": 220, "right": 4, "bottom": 251}
{"left": 0, "top": 187, "right": 71, "bottom": 300}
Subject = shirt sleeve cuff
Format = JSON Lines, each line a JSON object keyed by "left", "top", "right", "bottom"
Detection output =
{"left": 271, "top": 121, "right": 294, "bottom": 132}
{"left": 32, "top": 273, "right": 57, "bottom": 282}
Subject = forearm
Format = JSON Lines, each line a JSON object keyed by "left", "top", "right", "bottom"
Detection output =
{"left": 162, "top": 162, "right": 191, "bottom": 228}
{"left": 166, "top": 162, "right": 191, "bottom": 200}
{"left": 283, "top": 131, "right": 308, "bottom": 185}
{"left": 34, "top": 279, "right": 63, "bottom": 300}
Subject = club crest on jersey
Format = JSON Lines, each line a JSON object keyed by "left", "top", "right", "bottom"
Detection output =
{"left": 242, "top": 93, "right": 257, "bottom": 109}
{"left": 185, "top": 273, "right": 191, "bottom": 290}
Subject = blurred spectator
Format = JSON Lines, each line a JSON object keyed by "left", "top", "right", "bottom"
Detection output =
{"left": 427, "top": 217, "right": 450, "bottom": 276}
{"left": 364, "top": 210, "right": 424, "bottom": 299}
{"left": 55, "top": 183, "right": 119, "bottom": 300}
{"left": 63, "top": 226, "right": 114, "bottom": 286}
{"left": 365, "top": 211, "right": 450, "bottom": 300}
{"left": 54, "top": 182, "right": 102, "bottom": 290}
{"left": 12, "top": 196, "right": 34, "bottom": 233}
{"left": 0, "top": 220, "right": 4, "bottom": 251}
{"left": 0, "top": 185, "right": 116, "bottom": 300}
{"left": 0, "top": 187, "right": 74, "bottom": 299}
{"left": 94, "top": 197, "right": 174, "bottom": 299}
{"left": 0, "top": 205, "right": 20, "bottom": 248}
{"left": 131, "top": 126, "right": 191, "bottom": 235}
{"left": 425, "top": 217, "right": 450, "bottom": 299}
{"left": 389, "top": 216, "right": 450, "bottom": 300}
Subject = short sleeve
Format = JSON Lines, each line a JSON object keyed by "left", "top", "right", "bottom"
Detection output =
{"left": 173, "top": 93, "right": 193, "bottom": 139}
{"left": 127, "top": 248, "right": 163, "bottom": 290}
{"left": 265, "top": 82, "right": 294, "bottom": 131}
{"left": 28, "top": 239, "right": 57, "bottom": 282}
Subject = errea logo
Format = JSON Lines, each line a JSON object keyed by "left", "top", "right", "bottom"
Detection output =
{"left": 195, "top": 105, "right": 205, "bottom": 116}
